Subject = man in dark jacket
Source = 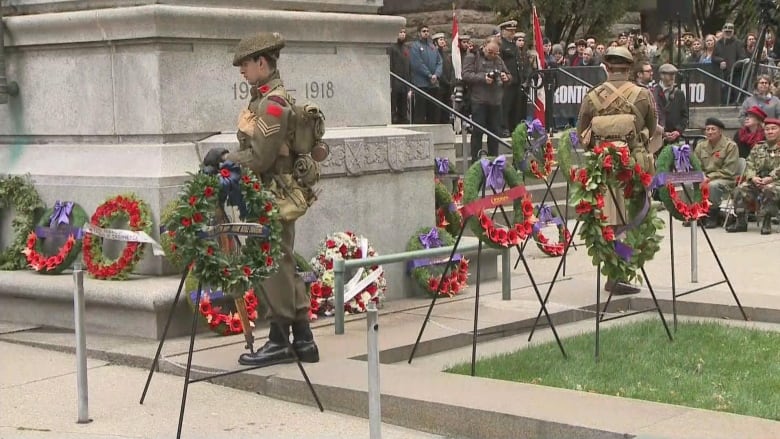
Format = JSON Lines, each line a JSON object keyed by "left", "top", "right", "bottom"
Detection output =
{"left": 714, "top": 22, "right": 748, "bottom": 104}
{"left": 498, "top": 20, "right": 521, "bottom": 136}
{"left": 463, "top": 37, "right": 512, "bottom": 161}
{"left": 433, "top": 32, "right": 455, "bottom": 123}
{"left": 410, "top": 24, "right": 443, "bottom": 123}
{"left": 653, "top": 63, "right": 688, "bottom": 145}
{"left": 388, "top": 27, "right": 411, "bottom": 124}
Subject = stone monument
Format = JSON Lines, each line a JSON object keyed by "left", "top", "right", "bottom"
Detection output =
{"left": 0, "top": 1, "right": 440, "bottom": 338}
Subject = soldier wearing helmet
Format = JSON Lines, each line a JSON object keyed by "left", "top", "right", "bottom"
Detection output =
{"left": 576, "top": 45, "right": 658, "bottom": 296}
{"left": 204, "top": 32, "right": 320, "bottom": 368}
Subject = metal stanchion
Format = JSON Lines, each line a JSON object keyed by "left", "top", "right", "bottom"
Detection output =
{"left": 691, "top": 220, "right": 699, "bottom": 283}
{"left": 334, "top": 259, "right": 345, "bottom": 334}
{"left": 73, "top": 263, "right": 91, "bottom": 424}
{"left": 501, "top": 247, "right": 511, "bottom": 300}
{"left": 367, "top": 302, "right": 381, "bottom": 439}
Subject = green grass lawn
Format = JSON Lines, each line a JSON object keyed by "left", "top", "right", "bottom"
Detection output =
{"left": 446, "top": 320, "right": 780, "bottom": 420}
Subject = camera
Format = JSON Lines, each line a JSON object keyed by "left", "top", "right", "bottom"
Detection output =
{"left": 487, "top": 69, "right": 502, "bottom": 82}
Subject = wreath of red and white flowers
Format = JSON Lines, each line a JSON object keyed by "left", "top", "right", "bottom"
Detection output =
{"left": 308, "top": 231, "right": 387, "bottom": 317}
{"left": 655, "top": 144, "right": 711, "bottom": 222}
{"left": 463, "top": 157, "right": 535, "bottom": 249}
{"left": 23, "top": 201, "right": 87, "bottom": 274}
{"left": 189, "top": 287, "right": 259, "bottom": 336}
{"left": 666, "top": 182, "right": 711, "bottom": 221}
{"left": 83, "top": 194, "right": 153, "bottom": 280}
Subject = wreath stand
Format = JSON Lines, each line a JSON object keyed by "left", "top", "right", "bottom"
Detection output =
{"left": 408, "top": 175, "right": 567, "bottom": 376}
{"left": 668, "top": 181, "right": 749, "bottom": 330}
{"left": 527, "top": 184, "right": 673, "bottom": 360}
{"left": 139, "top": 226, "right": 323, "bottom": 439}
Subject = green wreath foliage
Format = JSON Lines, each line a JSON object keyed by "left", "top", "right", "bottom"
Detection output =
{"left": 159, "top": 200, "right": 185, "bottom": 271}
{"left": 557, "top": 128, "right": 579, "bottom": 183}
{"left": 656, "top": 144, "right": 706, "bottom": 222}
{"left": 463, "top": 157, "right": 534, "bottom": 249}
{"left": 434, "top": 180, "right": 462, "bottom": 236}
{"left": 0, "top": 175, "right": 45, "bottom": 270}
{"left": 569, "top": 142, "right": 665, "bottom": 283}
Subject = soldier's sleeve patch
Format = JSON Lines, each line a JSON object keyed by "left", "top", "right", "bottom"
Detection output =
{"left": 266, "top": 104, "right": 283, "bottom": 118}
{"left": 256, "top": 116, "right": 281, "bottom": 137}
{"left": 267, "top": 95, "right": 287, "bottom": 107}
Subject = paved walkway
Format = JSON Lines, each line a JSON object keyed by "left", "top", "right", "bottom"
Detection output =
{"left": 2, "top": 220, "right": 780, "bottom": 438}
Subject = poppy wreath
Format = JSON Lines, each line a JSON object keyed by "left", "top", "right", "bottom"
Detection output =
{"left": 185, "top": 271, "right": 260, "bottom": 336}
{"left": 435, "top": 179, "right": 463, "bottom": 236}
{"left": 24, "top": 201, "right": 88, "bottom": 274}
{"left": 0, "top": 175, "right": 45, "bottom": 270}
{"left": 463, "top": 156, "right": 535, "bottom": 249}
{"left": 531, "top": 205, "right": 571, "bottom": 257}
{"left": 406, "top": 227, "right": 470, "bottom": 297}
{"left": 452, "top": 177, "right": 464, "bottom": 205}
{"left": 308, "top": 231, "right": 387, "bottom": 316}
{"left": 569, "top": 141, "right": 665, "bottom": 283}
{"left": 511, "top": 119, "right": 555, "bottom": 180}
{"left": 165, "top": 167, "right": 284, "bottom": 298}
{"left": 655, "top": 144, "right": 711, "bottom": 222}
{"left": 82, "top": 194, "right": 153, "bottom": 280}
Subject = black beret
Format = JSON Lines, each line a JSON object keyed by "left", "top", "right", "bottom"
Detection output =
{"left": 704, "top": 117, "right": 725, "bottom": 129}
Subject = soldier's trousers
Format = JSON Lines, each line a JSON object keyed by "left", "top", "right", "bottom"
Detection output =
{"left": 261, "top": 220, "right": 310, "bottom": 323}
{"left": 733, "top": 182, "right": 780, "bottom": 217}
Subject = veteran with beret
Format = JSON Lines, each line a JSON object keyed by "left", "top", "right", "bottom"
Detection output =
{"left": 205, "top": 32, "right": 320, "bottom": 368}
{"left": 692, "top": 117, "right": 739, "bottom": 228}
{"left": 727, "top": 118, "right": 780, "bottom": 234}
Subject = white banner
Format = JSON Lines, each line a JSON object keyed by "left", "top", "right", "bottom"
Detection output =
{"left": 83, "top": 223, "right": 165, "bottom": 257}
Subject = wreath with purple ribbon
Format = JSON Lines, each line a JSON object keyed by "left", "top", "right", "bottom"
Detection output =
{"left": 434, "top": 179, "right": 463, "bottom": 236}
{"left": 569, "top": 141, "right": 665, "bottom": 283}
{"left": 531, "top": 204, "right": 571, "bottom": 257}
{"left": 24, "top": 201, "right": 87, "bottom": 275}
{"left": 406, "top": 227, "right": 469, "bottom": 297}
{"left": 654, "top": 144, "right": 710, "bottom": 222}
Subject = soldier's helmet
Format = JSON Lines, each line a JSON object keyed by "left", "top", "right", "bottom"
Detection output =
{"left": 233, "top": 32, "right": 286, "bottom": 66}
{"left": 603, "top": 46, "right": 633, "bottom": 64}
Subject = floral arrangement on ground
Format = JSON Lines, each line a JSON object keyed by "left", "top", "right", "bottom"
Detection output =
{"left": 0, "top": 175, "right": 45, "bottom": 270}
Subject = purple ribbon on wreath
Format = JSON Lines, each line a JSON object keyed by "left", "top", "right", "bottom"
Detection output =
{"left": 434, "top": 157, "right": 450, "bottom": 175}
{"left": 418, "top": 227, "right": 442, "bottom": 249}
{"left": 481, "top": 155, "right": 506, "bottom": 191}
{"left": 532, "top": 204, "right": 564, "bottom": 233}
{"left": 49, "top": 200, "right": 74, "bottom": 228}
{"left": 611, "top": 191, "right": 653, "bottom": 262}
{"left": 218, "top": 160, "right": 248, "bottom": 219}
{"left": 526, "top": 119, "right": 549, "bottom": 154}
{"left": 569, "top": 131, "right": 581, "bottom": 149}
{"left": 672, "top": 143, "right": 692, "bottom": 172}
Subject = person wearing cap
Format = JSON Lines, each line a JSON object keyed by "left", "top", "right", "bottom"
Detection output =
{"left": 551, "top": 44, "right": 564, "bottom": 67}
{"left": 497, "top": 20, "right": 521, "bottom": 136}
{"left": 389, "top": 27, "right": 411, "bottom": 124}
{"left": 727, "top": 118, "right": 780, "bottom": 234}
{"left": 714, "top": 22, "right": 748, "bottom": 103}
{"left": 432, "top": 32, "right": 455, "bottom": 123}
{"left": 692, "top": 117, "right": 739, "bottom": 228}
{"left": 410, "top": 24, "right": 443, "bottom": 124}
{"left": 739, "top": 74, "right": 780, "bottom": 125}
{"left": 577, "top": 45, "right": 657, "bottom": 295}
{"left": 564, "top": 42, "right": 577, "bottom": 65}
{"left": 213, "top": 32, "right": 320, "bottom": 367}
{"left": 734, "top": 106, "right": 767, "bottom": 158}
{"left": 653, "top": 63, "right": 688, "bottom": 145}
{"left": 569, "top": 39, "right": 588, "bottom": 66}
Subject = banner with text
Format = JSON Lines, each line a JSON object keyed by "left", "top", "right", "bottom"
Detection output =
{"left": 551, "top": 64, "right": 723, "bottom": 120}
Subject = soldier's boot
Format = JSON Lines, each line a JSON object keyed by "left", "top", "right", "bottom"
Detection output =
{"left": 238, "top": 322, "right": 295, "bottom": 367}
{"left": 761, "top": 215, "right": 773, "bottom": 235}
{"left": 703, "top": 207, "right": 721, "bottom": 229}
{"left": 605, "top": 278, "right": 641, "bottom": 295}
{"left": 726, "top": 213, "right": 748, "bottom": 233}
{"left": 291, "top": 320, "right": 319, "bottom": 363}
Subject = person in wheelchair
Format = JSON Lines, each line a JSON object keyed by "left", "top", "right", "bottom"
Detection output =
{"left": 727, "top": 118, "right": 780, "bottom": 235}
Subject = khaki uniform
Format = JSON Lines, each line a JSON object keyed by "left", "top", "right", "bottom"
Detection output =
{"left": 693, "top": 136, "right": 739, "bottom": 207}
{"left": 577, "top": 71, "right": 658, "bottom": 225}
{"left": 732, "top": 140, "right": 780, "bottom": 217}
{"left": 226, "top": 71, "right": 309, "bottom": 323}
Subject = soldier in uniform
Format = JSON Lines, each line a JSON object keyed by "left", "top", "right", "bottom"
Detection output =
{"left": 727, "top": 118, "right": 780, "bottom": 234}
{"left": 204, "top": 32, "right": 319, "bottom": 367}
{"left": 576, "top": 46, "right": 657, "bottom": 295}
{"left": 693, "top": 118, "right": 739, "bottom": 228}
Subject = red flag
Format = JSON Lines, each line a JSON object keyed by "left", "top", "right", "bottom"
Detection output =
{"left": 532, "top": 6, "right": 546, "bottom": 125}
{"left": 452, "top": 11, "right": 462, "bottom": 80}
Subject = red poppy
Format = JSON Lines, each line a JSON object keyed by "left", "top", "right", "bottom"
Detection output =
{"left": 242, "top": 175, "right": 251, "bottom": 183}
{"left": 576, "top": 200, "right": 593, "bottom": 215}
{"left": 265, "top": 202, "right": 273, "bottom": 212}
{"left": 245, "top": 290, "right": 258, "bottom": 306}
{"left": 522, "top": 200, "right": 534, "bottom": 217}
{"left": 253, "top": 182, "right": 261, "bottom": 191}
{"left": 188, "top": 196, "right": 197, "bottom": 206}
{"left": 577, "top": 168, "right": 589, "bottom": 185}
{"left": 428, "top": 277, "right": 440, "bottom": 292}
{"left": 261, "top": 242, "right": 271, "bottom": 253}
{"left": 258, "top": 216, "right": 269, "bottom": 224}
{"left": 592, "top": 145, "right": 604, "bottom": 155}
{"left": 242, "top": 265, "right": 252, "bottom": 277}
{"left": 326, "top": 239, "right": 336, "bottom": 248}
{"left": 220, "top": 168, "right": 231, "bottom": 178}
{"left": 602, "top": 226, "right": 615, "bottom": 242}
{"left": 623, "top": 183, "right": 635, "bottom": 198}
{"left": 181, "top": 217, "right": 192, "bottom": 227}
{"left": 204, "top": 186, "right": 215, "bottom": 197}
{"left": 339, "top": 244, "right": 348, "bottom": 257}
{"left": 229, "top": 317, "right": 243, "bottom": 333}
{"left": 258, "top": 85, "right": 271, "bottom": 94}
{"left": 310, "top": 282, "right": 322, "bottom": 297}
{"left": 603, "top": 154, "right": 613, "bottom": 171}
{"left": 479, "top": 212, "right": 493, "bottom": 229}
{"left": 508, "top": 228, "right": 519, "bottom": 243}
{"left": 192, "top": 212, "right": 203, "bottom": 223}
{"left": 595, "top": 193, "right": 605, "bottom": 209}
{"left": 640, "top": 172, "right": 652, "bottom": 188}
{"left": 265, "top": 256, "right": 274, "bottom": 266}
{"left": 619, "top": 148, "right": 630, "bottom": 166}
{"left": 199, "top": 301, "right": 213, "bottom": 315}
{"left": 531, "top": 161, "right": 539, "bottom": 174}
{"left": 569, "top": 167, "right": 577, "bottom": 182}
{"left": 352, "top": 248, "right": 363, "bottom": 258}
{"left": 266, "top": 104, "right": 283, "bottom": 118}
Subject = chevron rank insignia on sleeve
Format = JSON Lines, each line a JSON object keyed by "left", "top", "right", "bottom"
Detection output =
{"left": 256, "top": 116, "right": 281, "bottom": 137}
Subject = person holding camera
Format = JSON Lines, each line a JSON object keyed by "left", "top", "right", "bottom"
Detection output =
{"left": 462, "top": 37, "right": 512, "bottom": 161}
